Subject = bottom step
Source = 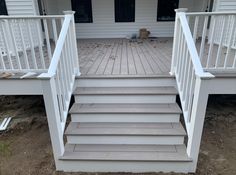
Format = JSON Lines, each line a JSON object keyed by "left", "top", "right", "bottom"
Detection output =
{"left": 61, "top": 144, "right": 191, "bottom": 162}
{"left": 59, "top": 144, "right": 192, "bottom": 173}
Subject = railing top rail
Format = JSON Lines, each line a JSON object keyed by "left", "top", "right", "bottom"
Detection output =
{"left": 186, "top": 11, "right": 236, "bottom": 16}
{"left": 0, "top": 15, "right": 65, "bottom": 19}
{"left": 177, "top": 12, "right": 214, "bottom": 78}
{"left": 45, "top": 14, "right": 72, "bottom": 77}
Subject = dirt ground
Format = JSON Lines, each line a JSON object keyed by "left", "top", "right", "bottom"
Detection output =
{"left": 0, "top": 95, "right": 235, "bottom": 175}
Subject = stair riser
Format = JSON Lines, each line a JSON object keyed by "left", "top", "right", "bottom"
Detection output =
{"left": 76, "top": 78, "right": 176, "bottom": 88}
{"left": 71, "top": 114, "right": 180, "bottom": 123}
{"left": 75, "top": 95, "right": 176, "bottom": 104}
{"left": 58, "top": 160, "right": 191, "bottom": 173}
{"left": 66, "top": 136, "right": 184, "bottom": 145}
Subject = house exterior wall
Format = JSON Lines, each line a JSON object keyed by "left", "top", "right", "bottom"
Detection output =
{"left": 213, "top": 0, "right": 236, "bottom": 11}
{"left": 44, "top": 0, "right": 206, "bottom": 38}
{"left": 5, "top": 0, "right": 39, "bottom": 15}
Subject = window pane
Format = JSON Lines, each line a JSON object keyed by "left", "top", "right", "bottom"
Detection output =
{"left": 71, "top": 0, "right": 93, "bottom": 23}
{"left": 115, "top": 0, "right": 135, "bottom": 22}
{"left": 157, "top": 0, "right": 179, "bottom": 21}
{"left": 0, "top": 0, "right": 8, "bottom": 15}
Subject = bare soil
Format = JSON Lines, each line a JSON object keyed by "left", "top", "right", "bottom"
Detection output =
{"left": 0, "top": 95, "right": 236, "bottom": 175}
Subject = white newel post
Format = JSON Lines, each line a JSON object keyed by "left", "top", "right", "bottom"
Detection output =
{"left": 187, "top": 76, "right": 210, "bottom": 172}
{"left": 40, "top": 75, "right": 64, "bottom": 170}
{"left": 63, "top": 11, "right": 81, "bottom": 76}
{"left": 170, "top": 8, "right": 188, "bottom": 75}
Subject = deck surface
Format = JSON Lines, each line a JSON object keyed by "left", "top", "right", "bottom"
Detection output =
{"left": 78, "top": 38, "right": 173, "bottom": 76}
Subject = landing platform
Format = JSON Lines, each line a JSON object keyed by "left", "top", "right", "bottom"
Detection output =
{"left": 78, "top": 38, "right": 172, "bottom": 76}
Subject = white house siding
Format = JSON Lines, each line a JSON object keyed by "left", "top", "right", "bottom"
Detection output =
{"left": 5, "top": 0, "right": 39, "bottom": 15}
{"left": 75, "top": 0, "right": 196, "bottom": 38}
{"left": 214, "top": 0, "right": 236, "bottom": 11}
{"left": 44, "top": 0, "right": 207, "bottom": 38}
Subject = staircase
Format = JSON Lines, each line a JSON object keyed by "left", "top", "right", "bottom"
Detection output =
{"left": 60, "top": 77, "right": 192, "bottom": 172}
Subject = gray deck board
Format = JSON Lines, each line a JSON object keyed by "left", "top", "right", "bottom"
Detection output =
{"left": 65, "top": 122, "right": 186, "bottom": 136}
{"left": 69, "top": 103, "right": 182, "bottom": 114}
{"left": 78, "top": 38, "right": 172, "bottom": 76}
{"left": 74, "top": 87, "right": 178, "bottom": 95}
{"left": 61, "top": 144, "right": 191, "bottom": 162}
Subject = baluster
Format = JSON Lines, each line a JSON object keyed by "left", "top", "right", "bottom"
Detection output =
{"left": 55, "top": 72, "right": 64, "bottom": 122}
{"left": 215, "top": 15, "right": 227, "bottom": 68}
{"left": 7, "top": 20, "right": 22, "bottom": 69}
{"left": 0, "top": 48, "right": 6, "bottom": 70}
{"left": 61, "top": 45, "right": 70, "bottom": 94}
{"left": 36, "top": 19, "right": 46, "bottom": 69}
{"left": 43, "top": 19, "right": 52, "bottom": 61}
{"left": 52, "top": 19, "right": 58, "bottom": 43}
{"left": 183, "top": 55, "right": 191, "bottom": 102}
{"left": 224, "top": 15, "right": 236, "bottom": 68}
{"left": 206, "top": 16, "right": 216, "bottom": 68}
{"left": 26, "top": 19, "right": 38, "bottom": 69}
{"left": 66, "top": 28, "right": 76, "bottom": 79}
{"left": 0, "top": 22, "right": 13, "bottom": 69}
{"left": 180, "top": 40, "right": 187, "bottom": 91}
{"left": 199, "top": 16, "right": 209, "bottom": 63}
{"left": 65, "top": 34, "right": 73, "bottom": 83}
{"left": 181, "top": 48, "right": 189, "bottom": 95}
{"left": 61, "top": 40, "right": 70, "bottom": 100}
{"left": 18, "top": 20, "right": 30, "bottom": 69}
{"left": 187, "top": 68, "right": 196, "bottom": 122}
{"left": 58, "top": 60, "right": 67, "bottom": 113}
{"left": 193, "top": 16, "right": 199, "bottom": 43}
{"left": 176, "top": 31, "right": 184, "bottom": 81}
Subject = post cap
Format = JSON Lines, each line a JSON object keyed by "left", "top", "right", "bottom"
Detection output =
{"left": 175, "top": 8, "right": 188, "bottom": 13}
{"left": 63, "top": 11, "right": 75, "bottom": 15}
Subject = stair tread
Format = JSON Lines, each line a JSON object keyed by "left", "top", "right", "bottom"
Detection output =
{"left": 65, "top": 122, "right": 186, "bottom": 136}
{"left": 70, "top": 103, "right": 182, "bottom": 114}
{"left": 61, "top": 144, "right": 191, "bottom": 162}
{"left": 74, "top": 87, "right": 178, "bottom": 95}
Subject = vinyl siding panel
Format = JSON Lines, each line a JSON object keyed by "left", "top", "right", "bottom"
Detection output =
{"left": 5, "top": 0, "right": 39, "bottom": 15}
{"left": 75, "top": 0, "right": 195, "bottom": 38}
{"left": 214, "top": 0, "right": 236, "bottom": 11}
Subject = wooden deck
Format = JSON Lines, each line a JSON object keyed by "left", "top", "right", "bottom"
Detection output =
{"left": 78, "top": 38, "right": 173, "bottom": 77}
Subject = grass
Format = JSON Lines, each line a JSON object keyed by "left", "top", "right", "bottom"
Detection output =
{"left": 0, "top": 141, "right": 11, "bottom": 157}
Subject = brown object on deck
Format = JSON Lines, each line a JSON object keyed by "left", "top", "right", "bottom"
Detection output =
{"left": 0, "top": 72, "right": 14, "bottom": 78}
{"left": 139, "top": 28, "right": 150, "bottom": 39}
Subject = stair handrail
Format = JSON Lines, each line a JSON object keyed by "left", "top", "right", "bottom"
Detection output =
{"left": 38, "top": 11, "right": 80, "bottom": 165}
{"left": 171, "top": 9, "right": 214, "bottom": 172}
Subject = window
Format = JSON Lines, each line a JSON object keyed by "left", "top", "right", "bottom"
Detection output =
{"left": 157, "top": 0, "right": 179, "bottom": 21}
{"left": 71, "top": 0, "right": 93, "bottom": 23}
{"left": 115, "top": 0, "right": 135, "bottom": 22}
{"left": 0, "top": 0, "right": 8, "bottom": 15}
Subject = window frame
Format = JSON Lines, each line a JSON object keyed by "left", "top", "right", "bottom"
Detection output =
{"left": 0, "top": 0, "right": 8, "bottom": 15}
{"left": 115, "top": 0, "right": 135, "bottom": 23}
{"left": 71, "top": 0, "right": 93, "bottom": 23}
{"left": 157, "top": 0, "right": 179, "bottom": 22}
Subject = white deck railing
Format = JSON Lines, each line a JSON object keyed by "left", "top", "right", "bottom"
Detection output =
{"left": 0, "top": 15, "right": 64, "bottom": 72}
{"left": 38, "top": 11, "right": 80, "bottom": 163}
{"left": 171, "top": 9, "right": 214, "bottom": 172}
{"left": 186, "top": 12, "right": 236, "bottom": 73}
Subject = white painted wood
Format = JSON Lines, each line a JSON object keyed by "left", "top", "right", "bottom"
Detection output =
{"left": 40, "top": 77, "right": 65, "bottom": 170}
{"left": 186, "top": 77, "right": 209, "bottom": 172}
{"left": 0, "top": 79, "right": 42, "bottom": 95}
